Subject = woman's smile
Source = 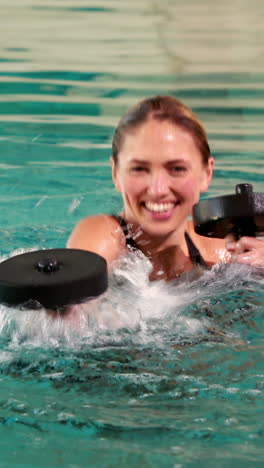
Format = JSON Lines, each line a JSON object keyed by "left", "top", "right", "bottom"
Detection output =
{"left": 142, "top": 201, "right": 178, "bottom": 219}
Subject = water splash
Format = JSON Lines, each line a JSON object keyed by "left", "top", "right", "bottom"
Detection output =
{"left": 0, "top": 248, "right": 262, "bottom": 352}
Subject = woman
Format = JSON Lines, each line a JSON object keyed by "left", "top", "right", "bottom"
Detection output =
{"left": 68, "top": 95, "right": 264, "bottom": 279}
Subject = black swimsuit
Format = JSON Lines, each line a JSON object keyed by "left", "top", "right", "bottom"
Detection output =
{"left": 113, "top": 215, "right": 208, "bottom": 268}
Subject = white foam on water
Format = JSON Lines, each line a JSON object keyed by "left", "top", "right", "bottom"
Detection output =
{"left": 0, "top": 248, "right": 262, "bottom": 352}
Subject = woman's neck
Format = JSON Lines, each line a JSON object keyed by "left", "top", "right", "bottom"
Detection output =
{"left": 126, "top": 218, "right": 189, "bottom": 256}
{"left": 125, "top": 218, "right": 193, "bottom": 280}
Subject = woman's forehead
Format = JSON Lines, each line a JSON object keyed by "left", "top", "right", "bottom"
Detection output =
{"left": 119, "top": 120, "right": 201, "bottom": 157}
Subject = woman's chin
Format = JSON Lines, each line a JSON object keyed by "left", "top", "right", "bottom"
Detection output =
{"left": 138, "top": 221, "right": 178, "bottom": 241}
{"left": 137, "top": 211, "right": 189, "bottom": 240}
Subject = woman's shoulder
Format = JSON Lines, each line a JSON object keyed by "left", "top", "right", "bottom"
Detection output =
{"left": 67, "top": 214, "right": 126, "bottom": 265}
{"left": 187, "top": 220, "right": 230, "bottom": 265}
{"left": 68, "top": 213, "right": 122, "bottom": 236}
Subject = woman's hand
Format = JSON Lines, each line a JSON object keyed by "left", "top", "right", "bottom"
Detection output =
{"left": 226, "top": 236, "right": 264, "bottom": 267}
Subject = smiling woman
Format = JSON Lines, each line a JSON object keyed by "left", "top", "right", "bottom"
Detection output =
{"left": 67, "top": 95, "right": 264, "bottom": 279}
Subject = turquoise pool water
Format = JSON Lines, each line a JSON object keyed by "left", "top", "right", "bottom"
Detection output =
{"left": 0, "top": 1, "right": 264, "bottom": 466}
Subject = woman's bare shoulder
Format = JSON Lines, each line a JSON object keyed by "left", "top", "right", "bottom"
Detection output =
{"left": 67, "top": 214, "right": 126, "bottom": 265}
{"left": 187, "top": 220, "right": 230, "bottom": 264}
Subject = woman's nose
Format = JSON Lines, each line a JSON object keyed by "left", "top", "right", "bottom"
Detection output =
{"left": 148, "top": 171, "right": 170, "bottom": 197}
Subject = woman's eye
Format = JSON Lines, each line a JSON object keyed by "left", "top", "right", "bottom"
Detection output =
{"left": 171, "top": 166, "right": 187, "bottom": 173}
{"left": 131, "top": 166, "right": 147, "bottom": 172}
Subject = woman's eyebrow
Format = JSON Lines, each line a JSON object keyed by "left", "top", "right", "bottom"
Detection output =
{"left": 166, "top": 158, "right": 187, "bottom": 164}
{"left": 128, "top": 158, "right": 189, "bottom": 165}
{"left": 129, "top": 158, "right": 149, "bottom": 164}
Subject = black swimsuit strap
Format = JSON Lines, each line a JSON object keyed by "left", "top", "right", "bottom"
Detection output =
{"left": 112, "top": 215, "right": 138, "bottom": 250}
{"left": 184, "top": 231, "right": 208, "bottom": 268}
{"left": 112, "top": 215, "right": 208, "bottom": 267}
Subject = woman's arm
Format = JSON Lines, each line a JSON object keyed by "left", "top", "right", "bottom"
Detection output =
{"left": 67, "top": 214, "right": 126, "bottom": 267}
{"left": 226, "top": 236, "right": 264, "bottom": 267}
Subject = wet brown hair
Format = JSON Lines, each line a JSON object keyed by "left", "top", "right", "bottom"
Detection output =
{"left": 112, "top": 95, "right": 211, "bottom": 165}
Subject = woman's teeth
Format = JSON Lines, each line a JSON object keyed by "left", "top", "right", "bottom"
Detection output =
{"left": 144, "top": 202, "right": 175, "bottom": 213}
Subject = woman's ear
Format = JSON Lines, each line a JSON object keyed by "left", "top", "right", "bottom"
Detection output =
{"left": 110, "top": 156, "right": 121, "bottom": 192}
{"left": 200, "top": 157, "right": 214, "bottom": 193}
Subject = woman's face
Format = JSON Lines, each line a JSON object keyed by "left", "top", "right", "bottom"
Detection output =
{"left": 112, "top": 119, "right": 214, "bottom": 239}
